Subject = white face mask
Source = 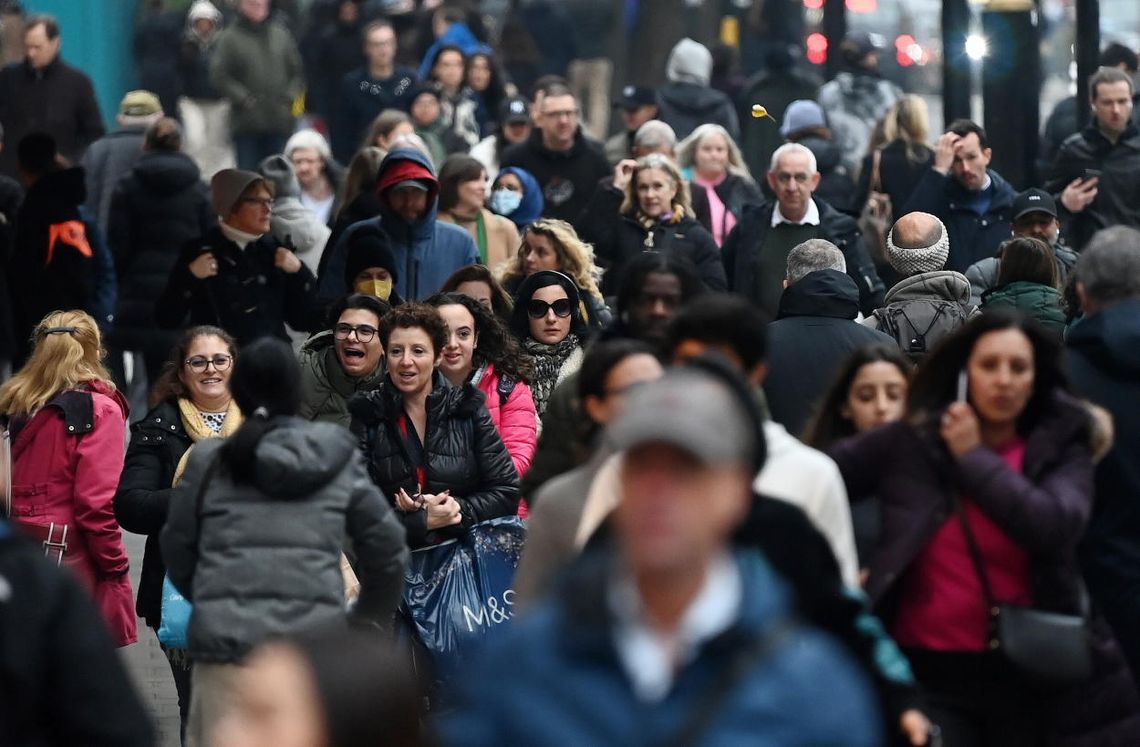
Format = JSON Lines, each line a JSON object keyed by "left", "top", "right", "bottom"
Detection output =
{"left": 489, "top": 188, "right": 523, "bottom": 216}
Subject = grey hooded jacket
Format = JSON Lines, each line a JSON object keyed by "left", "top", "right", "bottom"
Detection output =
{"left": 162, "top": 418, "right": 408, "bottom": 663}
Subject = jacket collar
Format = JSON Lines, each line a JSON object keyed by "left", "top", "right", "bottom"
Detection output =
{"left": 776, "top": 269, "right": 860, "bottom": 320}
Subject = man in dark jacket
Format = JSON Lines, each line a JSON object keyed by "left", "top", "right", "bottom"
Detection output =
{"left": 723, "top": 142, "right": 884, "bottom": 317}
{"left": 499, "top": 83, "right": 611, "bottom": 223}
{"left": 1070, "top": 226, "right": 1140, "bottom": 688}
{"left": 1046, "top": 67, "right": 1140, "bottom": 251}
{"left": 900, "top": 119, "right": 1017, "bottom": 272}
{"left": 81, "top": 89, "right": 164, "bottom": 233}
{"left": 765, "top": 240, "right": 895, "bottom": 437}
{"left": 603, "top": 85, "right": 658, "bottom": 165}
{"left": 656, "top": 38, "right": 740, "bottom": 142}
{"left": 0, "top": 15, "right": 105, "bottom": 178}
{"left": 155, "top": 168, "right": 320, "bottom": 343}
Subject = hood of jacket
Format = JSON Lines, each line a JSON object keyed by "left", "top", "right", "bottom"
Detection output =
{"left": 797, "top": 135, "right": 843, "bottom": 173}
{"left": 24, "top": 166, "right": 87, "bottom": 214}
{"left": 375, "top": 148, "right": 440, "bottom": 240}
{"left": 132, "top": 151, "right": 202, "bottom": 196}
{"left": 1067, "top": 298, "right": 1140, "bottom": 377}
{"left": 658, "top": 81, "right": 729, "bottom": 115}
{"left": 776, "top": 269, "right": 860, "bottom": 320}
{"left": 666, "top": 38, "right": 712, "bottom": 86}
{"left": 498, "top": 166, "right": 544, "bottom": 227}
{"left": 348, "top": 371, "right": 484, "bottom": 427}
{"left": 982, "top": 281, "right": 1064, "bottom": 315}
{"left": 884, "top": 270, "right": 973, "bottom": 305}
{"left": 252, "top": 418, "right": 357, "bottom": 497}
{"left": 299, "top": 329, "right": 387, "bottom": 398}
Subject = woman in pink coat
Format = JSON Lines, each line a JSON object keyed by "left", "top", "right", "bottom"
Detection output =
{"left": 0, "top": 310, "right": 136, "bottom": 647}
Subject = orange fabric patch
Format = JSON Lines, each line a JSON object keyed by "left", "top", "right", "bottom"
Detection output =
{"left": 46, "top": 220, "right": 93, "bottom": 264}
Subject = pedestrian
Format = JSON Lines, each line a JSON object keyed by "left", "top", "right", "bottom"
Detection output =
{"left": 899, "top": 119, "right": 1017, "bottom": 272}
{"left": 723, "top": 142, "right": 883, "bottom": 316}
{"left": 587, "top": 154, "right": 726, "bottom": 296}
{"left": 436, "top": 154, "right": 519, "bottom": 269}
{"left": 0, "top": 310, "right": 136, "bottom": 648}
{"left": 304, "top": 0, "right": 365, "bottom": 131}
{"left": 604, "top": 85, "right": 659, "bottom": 165}
{"left": 319, "top": 148, "right": 479, "bottom": 303}
{"left": 764, "top": 240, "right": 896, "bottom": 439}
{"left": 980, "top": 237, "right": 1066, "bottom": 339}
{"left": 563, "top": 0, "right": 616, "bottom": 141}
{"left": 285, "top": 129, "right": 344, "bottom": 227}
{"left": 210, "top": 0, "right": 304, "bottom": 169}
{"left": 408, "top": 85, "right": 458, "bottom": 167}
{"left": 676, "top": 123, "right": 762, "bottom": 246}
{"left": 738, "top": 44, "right": 822, "bottom": 179}
{"left": 779, "top": 99, "right": 855, "bottom": 214}
{"left": 425, "top": 45, "right": 480, "bottom": 151}
{"left": 487, "top": 166, "right": 543, "bottom": 229}
{"left": 133, "top": 1, "right": 184, "bottom": 122}
{"left": 831, "top": 311, "right": 1140, "bottom": 745}
{"left": 469, "top": 95, "right": 533, "bottom": 189}
{"left": 106, "top": 117, "right": 214, "bottom": 400}
{"left": 509, "top": 271, "right": 587, "bottom": 416}
{"left": 114, "top": 325, "right": 242, "bottom": 737}
{"left": 465, "top": 49, "right": 508, "bottom": 138}
{"left": 162, "top": 337, "right": 410, "bottom": 747}
{"left": 299, "top": 293, "right": 389, "bottom": 428}
{"left": 81, "top": 89, "right": 164, "bottom": 233}
{"left": 348, "top": 302, "right": 520, "bottom": 548}
{"left": 361, "top": 108, "right": 416, "bottom": 155}
{"left": 178, "top": 0, "right": 233, "bottom": 180}
{"left": 656, "top": 38, "right": 740, "bottom": 142}
{"left": 341, "top": 222, "right": 403, "bottom": 306}
{"left": 497, "top": 218, "right": 609, "bottom": 328}
{"left": 155, "top": 168, "right": 321, "bottom": 344}
{"left": 803, "top": 344, "right": 912, "bottom": 568}
{"left": 0, "top": 14, "right": 104, "bottom": 178}
{"left": 439, "top": 264, "right": 515, "bottom": 321}
{"left": 325, "top": 145, "right": 387, "bottom": 273}
{"left": 257, "top": 154, "right": 332, "bottom": 272}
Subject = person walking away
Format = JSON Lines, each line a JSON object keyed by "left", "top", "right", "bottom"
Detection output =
{"left": 178, "top": 0, "right": 234, "bottom": 180}
{"left": 563, "top": 0, "right": 616, "bottom": 141}
{"left": 656, "top": 38, "right": 740, "bottom": 142}
{"left": 81, "top": 90, "right": 164, "bottom": 233}
{"left": 779, "top": 99, "right": 854, "bottom": 214}
{"left": 133, "top": 0, "right": 184, "bottom": 122}
{"left": 285, "top": 128, "right": 344, "bottom": 227}
{"left": 258, "top": 155, "right": 331, "bottom": 273}
{"left": 980, "top": 237, "right": 1066, "bottom": 340}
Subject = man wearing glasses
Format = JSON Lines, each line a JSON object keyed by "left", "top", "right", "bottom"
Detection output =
{"left": 500, "top": 83, "right": 610, "bottom": 223}
{"left": 156, "top": 168, "right": 320, "bottom": 344}
{"left": 723, "top": 143, "right": 884, "bottom": 318}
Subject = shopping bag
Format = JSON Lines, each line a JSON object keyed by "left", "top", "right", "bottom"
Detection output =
{"left": 157, "top": 575, "right": 192, "bottom": 649}
{"left": 400, "top": 516, "right": 526, "bottom": 681}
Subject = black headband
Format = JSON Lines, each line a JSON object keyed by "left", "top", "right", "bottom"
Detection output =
{"left": 37, "top": 325, "right": 78, "bottom": 338}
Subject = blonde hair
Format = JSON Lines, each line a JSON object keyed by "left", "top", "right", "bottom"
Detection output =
{"left": 0, "top": 310, "right": 114, "bottom": 417}
{"left": 497, "top": 218, "right": 603, "bottom": 299}
{"left": 676, "top": 123, "right": 753, "bottom": 181}
{"left": 883, "top": 95, "right": 930, "bottom": 163}
{"left": 619, "top": 153, "right": 694, "bottom": 219}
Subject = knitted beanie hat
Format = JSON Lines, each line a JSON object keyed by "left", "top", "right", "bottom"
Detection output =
{"left": 887, "top": 216, "right": 950, "bottom": 276}
{"left": 210, "top": 169, "right": 267, "bottom": 216}
{"left": 258, "top": 155, "right": 300, "bottom": 199}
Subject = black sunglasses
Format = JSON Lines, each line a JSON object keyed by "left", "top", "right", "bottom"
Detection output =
{"left": 527, "top": 298, "right": 573, "bottom": 319}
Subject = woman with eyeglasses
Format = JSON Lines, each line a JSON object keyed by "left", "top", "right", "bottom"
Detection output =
{"left": 155, "top": 169, "right": 321, "bottom": 346}
{"left": 300, "top": 294, "right": 390, "bottom": 429}
{"left": 584, "top": 153, "right": 727, "bottom": 296}
{"left": 348, "top": 303, "right": 519, "bottom": 550}
{"left": 1, "top": 311, "right": 137, "bottom": 648}
{"left": 509, "top": 271, "right": 588, "bottom": 417}
{"left": 113, "top": 325, "right": 242, "bottom": 733}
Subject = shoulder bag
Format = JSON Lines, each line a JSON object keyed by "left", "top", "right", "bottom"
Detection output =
{"left": 858, "top": 148, "right": 893, "bottom": 264}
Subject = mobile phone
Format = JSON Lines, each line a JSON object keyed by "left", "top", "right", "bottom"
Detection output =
{"left": 956, "top": 369, "right": 969, "bottom": 403}
{"left": 1084, "top": 168, "right": 1103, "bottom": 180}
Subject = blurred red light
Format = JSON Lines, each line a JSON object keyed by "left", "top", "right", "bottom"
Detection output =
{"left": 806, "top": 32, "right": 828, "bottom": 65}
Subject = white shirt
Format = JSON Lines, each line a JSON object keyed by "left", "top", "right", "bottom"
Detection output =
{"left": 300, "top": 191, "right": 335, "bottom": 226}
{"left": 771, "top": 198, "right": 821, "bottom": 228}
{"left": 609, "top": 552, "right": 742, "bottom": 702}
{"left": 218, "top": 221, "right": 261, "bottom": 250}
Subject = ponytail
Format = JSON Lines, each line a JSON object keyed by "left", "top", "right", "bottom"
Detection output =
{"left": 221, "top": 339, "right": 302, "bottom": 485}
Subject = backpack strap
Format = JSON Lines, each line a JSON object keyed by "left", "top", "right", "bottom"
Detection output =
{"left": 497, "top": 373, "right": 518, "bottom": 408}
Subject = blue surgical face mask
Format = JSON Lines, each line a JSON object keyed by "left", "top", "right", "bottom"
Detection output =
{"left": 489, "top": 188, "right": 523, "bottom": 216}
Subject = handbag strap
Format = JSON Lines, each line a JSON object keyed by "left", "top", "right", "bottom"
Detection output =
{"left": 870, "top": 147, "right": 884, "bottom": 194}
{"left": 953, "top": 498, "right": 999, "bottom": 611}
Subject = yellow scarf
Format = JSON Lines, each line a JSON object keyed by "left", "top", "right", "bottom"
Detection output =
{"left": 172, "top": 398, "right": 244, "bottom": 486}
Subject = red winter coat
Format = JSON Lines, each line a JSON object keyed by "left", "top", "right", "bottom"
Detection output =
{"left": 476, "top": 363, "right": 537, "bottom": 478}
{"left": 8, "top": 380, "right": 137, "bottom": 647}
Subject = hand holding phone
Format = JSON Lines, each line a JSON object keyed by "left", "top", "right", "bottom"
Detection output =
{"left": 956, "top": 369, "right": 969, "bottom": 404}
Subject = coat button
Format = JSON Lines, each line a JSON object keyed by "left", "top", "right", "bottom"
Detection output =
{"left": 170, "top": 425, "right": 176, "bottom": 431}
{"left": 67, "top": 425, "right": 75, "bottom": 432}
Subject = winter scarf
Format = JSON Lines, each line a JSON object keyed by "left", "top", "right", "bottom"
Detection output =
{"left": 172, "top": 397, "right": 244, "bottom": 485}
{"left": 524, "top": 335, "right": 580, "bottom": 416}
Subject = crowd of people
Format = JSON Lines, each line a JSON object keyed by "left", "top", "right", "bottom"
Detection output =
{"left": 4, "top": 1, "right": 1140, "bottom": 746}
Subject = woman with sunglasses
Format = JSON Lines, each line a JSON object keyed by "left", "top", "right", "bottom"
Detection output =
{"left": 113, "top": 325, "right": 243, "bottom": 734}
{"left": 509, "top": 271, "right": 588, "bottom": 417}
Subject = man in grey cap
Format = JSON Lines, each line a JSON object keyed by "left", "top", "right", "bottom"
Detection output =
{"left": 964, "top": 187, "right": 1079, "bottom": 305}
{"left": 155, "top": 168, "right": 320, "bottom": 344}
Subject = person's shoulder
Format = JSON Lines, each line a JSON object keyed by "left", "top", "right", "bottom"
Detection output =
{"left": 435, "top": 219, "right": 476, "bottom": 244}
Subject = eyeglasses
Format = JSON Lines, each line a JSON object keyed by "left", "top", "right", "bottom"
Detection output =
{"left": 184, "top": 354, "right": 233, "bottom": 373}
{"left": 543, "top": 109, "right": 578, "bottom": 120}
{"left": 773, "top": 172, "right": 812, "bottom": 185}
{"left": 334, "top": 323, "right": 378, "bottom": 343}
{"left": 527, "top": 298, "right": 573, "bottom": 319}
{"left": 240, "top": 197, "right": 274, "bottom": 209}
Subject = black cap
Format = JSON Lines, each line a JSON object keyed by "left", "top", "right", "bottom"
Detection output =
{"left": 499, "top": 95, "right": 531, "bottom": 125}
{"left": 1012, "top": 188, "right": 1058, "bottom": 221}
{"left": 614, "top": 85, "right": 657, "bottom": 111}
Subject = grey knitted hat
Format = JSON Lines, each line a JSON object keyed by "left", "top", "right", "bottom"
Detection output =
{"left": 258, "top": 155, "right": 300, "bottom": 199}
{"left": 210, "top": 169, "right": 266, "bottom": 216}
{"left": 887, "top": 216, "right": 950, "bottom": 276}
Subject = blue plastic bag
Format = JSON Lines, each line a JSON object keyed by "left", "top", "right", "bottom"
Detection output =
{"left": 400, "top": 516, "right": 526, "bottom": 682}
{"left": 157, "top": 575, "right": 192, "bottom": 649}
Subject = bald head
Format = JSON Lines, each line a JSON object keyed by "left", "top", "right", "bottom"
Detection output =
{"left": 892, "top": 212, "right": 944, "bottom": 250}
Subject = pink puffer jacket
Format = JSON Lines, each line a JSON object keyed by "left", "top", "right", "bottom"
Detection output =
{"left": 475, "top": 363, "right": 537, "bottom": 478}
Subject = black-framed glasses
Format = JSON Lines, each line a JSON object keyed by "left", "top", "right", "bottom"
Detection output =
{"left": 527, "top": 298, "right": 573, "bottom": 319}
{"left": 184, "top": 354, "right": 233, "bottom": 373}
{"left": 240, "top": 197, "right": 274, "bottom": 209}
{"left": 334, "top": 323, "right": 378, "bottom": 343}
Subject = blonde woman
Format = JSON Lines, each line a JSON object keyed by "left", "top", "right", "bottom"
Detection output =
{"left": 853, "top": 95, "right": 934, "bottom": 222}
{"left": 586, "top": 153, "right": 727, "bottom": 295}
{"left": 497, "top": 218, "right": 611, "bottom": 329}
{"left": 676, "top": 123, "right": 762, "bottom": 246}
{"left": 0, "top": 310, "right": 136, "bottom": 647}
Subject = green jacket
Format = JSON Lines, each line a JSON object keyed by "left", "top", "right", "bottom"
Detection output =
{"left": 298, "top": 331, "right": 386, "bottom": 429}
{"left": 210, "top": 15, "right": 303, "bottom": 135}
{"left": 982, "top": 281, "right": 1067, "bottom": 339}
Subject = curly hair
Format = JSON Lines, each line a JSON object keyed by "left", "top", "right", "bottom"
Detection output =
{"left": 379, "top": 302, "right": 448, "bottom": 355}
{"left": 427, "top": 292, "right": 534, "bottom": 381}
{"left": 497, "top": 218, "right": 603, "bottom": 299}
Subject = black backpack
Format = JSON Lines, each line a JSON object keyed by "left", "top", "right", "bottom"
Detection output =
{"left": 873, "top": 298, "right": 972, "bottom": 361}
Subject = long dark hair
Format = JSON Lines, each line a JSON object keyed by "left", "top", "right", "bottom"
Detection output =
{"left": 426, "top": 292, "right": 534, "bottom": 381}
{"left": 996, "top": 237, "right": 1058, "bottom": 289}
{"left": 439, "top": 263, "right": 514, "bottom": 321}
{"left": 221, "top": 338, "right": 303, "bottom": 485}
{"left": 508, "top": 270, "right": 588, "bottom": 342}
{"left": 467, "top": 49, "right": 508, "bottom": 115}
{"left": 803, "top": 344, "right": 912, "bottom": 449}
{"left": 907, "top": 310, "right": 1067, "bottom": 433}
{"left": 437, "top": 154, "right": 486, "bottom": 212}
{"left": 149, "top": 325, "right": 236, "bottom": 408}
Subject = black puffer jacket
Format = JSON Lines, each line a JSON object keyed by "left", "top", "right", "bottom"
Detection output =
{"left": 114, "top": 399, "right": 194, "bottom": 628}
{"left": 107, "top": 151, "right": 213, "bottom": 352}
{"left": 349, "top": 373, "right": 520, "bottom": 549}
{"left": 161, "top": 418, "right": 410, "bottom": 663}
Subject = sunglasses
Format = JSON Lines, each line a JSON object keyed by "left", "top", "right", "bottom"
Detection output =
{"left": 184, "top": 354, "right": 233, "bottom": 373}
{"left": 527, "top": 298, "right": 573, "bottom": 319}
